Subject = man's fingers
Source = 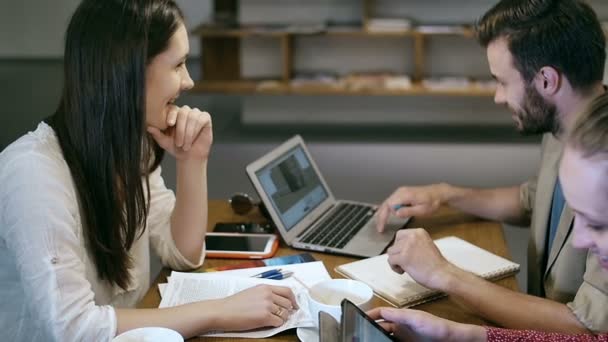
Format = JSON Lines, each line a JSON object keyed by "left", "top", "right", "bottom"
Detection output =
{"left": 376, "top": 203, "right": 390, "bottom": 233}
{"left": 386, "top": 244, "right": 400, "bottom": 255}
{"left": 377, "top": 193, "right": 415, "bottom": 232}
{"left": 390, "top": 263, "right": 405, "bottom": 274}
{"left": 395, "top": 204, "right": 430, "bottom": 218}
{"left": 387, "top": 241, "right": 407, "bottom": 273}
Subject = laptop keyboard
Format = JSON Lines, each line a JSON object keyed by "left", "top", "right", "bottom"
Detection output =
{"left": 300, "top": 203, "right": 375, "bottom": 249}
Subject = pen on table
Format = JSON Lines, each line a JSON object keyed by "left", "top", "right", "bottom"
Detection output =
{"left": 251, "top": 268, "right": 282, "bottom": 278}
{"left": 250, "top": 268, "right": 294, "bottom": 280}
{"left": 263, "top": 271, "right": 293, "bottom": 280}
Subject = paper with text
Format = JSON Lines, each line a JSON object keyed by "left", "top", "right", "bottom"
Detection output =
{"left": 158, "top": 261, "right": 331, "bottom": 338}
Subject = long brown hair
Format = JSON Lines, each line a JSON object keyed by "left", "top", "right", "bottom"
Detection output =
{"left": 48, "top": 0, "right": 184, "bottom": 290}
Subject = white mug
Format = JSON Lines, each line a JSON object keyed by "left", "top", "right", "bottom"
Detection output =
{"left": 306, "top": 279, "right": 374, "bottom": 327}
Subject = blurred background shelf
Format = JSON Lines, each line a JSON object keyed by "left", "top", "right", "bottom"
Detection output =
{"left": 192, "top": 81, "right": 495, "bottom": 97}
{"left": 193, "top": 0, "right": 488, "bottom": 97}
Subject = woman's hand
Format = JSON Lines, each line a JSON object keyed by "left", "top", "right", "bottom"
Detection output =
{"left": 367, "top": 307, "right": 487, "bottom": 342}
{"left": 213, "top": 285, "right": 299, "bottom": 332}
{"left": 147, "top": 105, "right": 213, "bottom": 161}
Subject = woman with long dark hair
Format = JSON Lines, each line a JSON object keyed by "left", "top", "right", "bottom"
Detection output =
{"left": 0, "top": 1, "right": 296, "bottom": 340}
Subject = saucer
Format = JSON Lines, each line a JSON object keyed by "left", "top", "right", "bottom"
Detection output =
{"left": 296, "top": 327, "right": 319, "bottom": 342}
{"left": 112, "top": 327, "right": 183, "bottom": 342}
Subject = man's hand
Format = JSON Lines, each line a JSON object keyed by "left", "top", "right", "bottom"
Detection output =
{"left": 376, "top": 184, "right": 449, "bottom": 232}
{"left": 387, "top": 228, "right": 457, "bottom": 290}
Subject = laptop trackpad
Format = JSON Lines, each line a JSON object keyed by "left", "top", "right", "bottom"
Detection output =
{"left": 345, "top": 216, "right": 409, "bottom": 256}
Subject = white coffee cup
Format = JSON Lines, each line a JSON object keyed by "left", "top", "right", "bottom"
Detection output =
{"left": 306, "top": 279, "right": 374, "bottom": 327}
{"left": 112, "top": 327, "right": 183, "bottom": 342}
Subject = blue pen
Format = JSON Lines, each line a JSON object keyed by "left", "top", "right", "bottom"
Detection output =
{"left": 263, "top": 271, "right": 293, "bottom": 280}
{"left": 393, "top": 204, "right": 408, "bottom": 211}
{"left": 251, "top": 268, "right": 282, "bottom": 278}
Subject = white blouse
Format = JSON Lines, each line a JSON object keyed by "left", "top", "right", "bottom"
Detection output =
{"left": 0, "top": 122, "right": 204, "bottom": 341}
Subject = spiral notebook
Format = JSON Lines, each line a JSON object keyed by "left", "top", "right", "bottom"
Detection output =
{"left": 335, "top": 236, "right": 520, "bottom": 308}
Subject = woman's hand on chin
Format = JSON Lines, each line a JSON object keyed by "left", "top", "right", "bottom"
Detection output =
{"left": 148, "top": 105, "right": 213, "bottom": 162}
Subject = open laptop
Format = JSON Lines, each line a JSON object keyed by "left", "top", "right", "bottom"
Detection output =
{"left": 245, "top": 135, "right": 410, "bottom": 258}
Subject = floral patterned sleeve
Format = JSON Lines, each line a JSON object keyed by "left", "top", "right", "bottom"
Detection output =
{"left": 487, "top": 328, "right": 608, "bottom": 341}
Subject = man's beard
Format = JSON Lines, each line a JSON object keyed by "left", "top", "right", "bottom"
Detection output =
{"left": 512, "top": 83, "right": 560, "bottom": 136}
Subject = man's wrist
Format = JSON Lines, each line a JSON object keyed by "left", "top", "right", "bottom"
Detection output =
{"left": 435, "top": 263, "right": 465, "bottom": 292}
{"left": 437, "top": 182, "right": 454, "bottom": 204}
{"left": 441, "top": 183, "right": 474, "bottom": 207}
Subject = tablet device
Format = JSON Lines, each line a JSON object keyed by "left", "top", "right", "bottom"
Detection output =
{"left": 205, "top": 233, "right": 279, "bottom": 259}
{"left": 341, "top": 299, "right": 397, "bottom": 342}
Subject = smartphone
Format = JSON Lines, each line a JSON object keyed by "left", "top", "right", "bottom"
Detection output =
{"left": 341, "top": 299, "right": 397, "bottom": 342}
{"left": 205, "top": 232, "right": 279, "bottom": 259}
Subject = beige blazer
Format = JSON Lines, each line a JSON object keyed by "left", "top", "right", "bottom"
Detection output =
{"left": 521, "top": 133, "right": 608, "bottom": 332}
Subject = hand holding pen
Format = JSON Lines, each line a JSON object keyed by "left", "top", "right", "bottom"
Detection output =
{"left": 376, "top": 184, "right": 449, "bottom": 232}
{"left": 251, "top": 268, "right": 294, "bottom": 280}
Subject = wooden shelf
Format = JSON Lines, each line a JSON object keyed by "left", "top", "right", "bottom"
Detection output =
{"left": 192, "top": 81, "right": 495, "bottom": 97}
{"left": 194, "top": 0, "right": 483, "bottom": 98}
{"left": 192, "top": 25, "right": 475, "bottom": 39}
{"left": 192, "top": 26, "right": 288, "bottom": 38}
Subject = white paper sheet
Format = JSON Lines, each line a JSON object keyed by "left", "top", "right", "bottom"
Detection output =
{"left": 158, "top": 261, "right": 331, "bottom": 338}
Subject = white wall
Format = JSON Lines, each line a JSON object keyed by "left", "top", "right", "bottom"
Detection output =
{"left": 242, "top": 95, "right": 509, "bottom": 125}
{"left": 204, "top": 141, "right": 541, "bottom": 203}
{"left": 0, "top": 0, "right": 212, "bottom": 58}
{"left": 0, "top": 0, "right": 80, "bottom": 57}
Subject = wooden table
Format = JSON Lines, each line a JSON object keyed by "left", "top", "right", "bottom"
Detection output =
{"left": 139, "top": 200, "right": 519, "bottom": 341}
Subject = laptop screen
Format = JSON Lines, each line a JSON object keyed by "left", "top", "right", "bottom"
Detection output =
{"left": 254, "top": 145, "right": 328, "bottom": 231}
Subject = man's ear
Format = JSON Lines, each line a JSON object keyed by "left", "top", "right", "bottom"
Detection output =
{"left": 538, "top": 66, "right": 560, "bottom": 95}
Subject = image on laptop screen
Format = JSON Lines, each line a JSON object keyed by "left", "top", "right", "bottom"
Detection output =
{"left": 255, "top": 145, "right": 328, "bottom": 231}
